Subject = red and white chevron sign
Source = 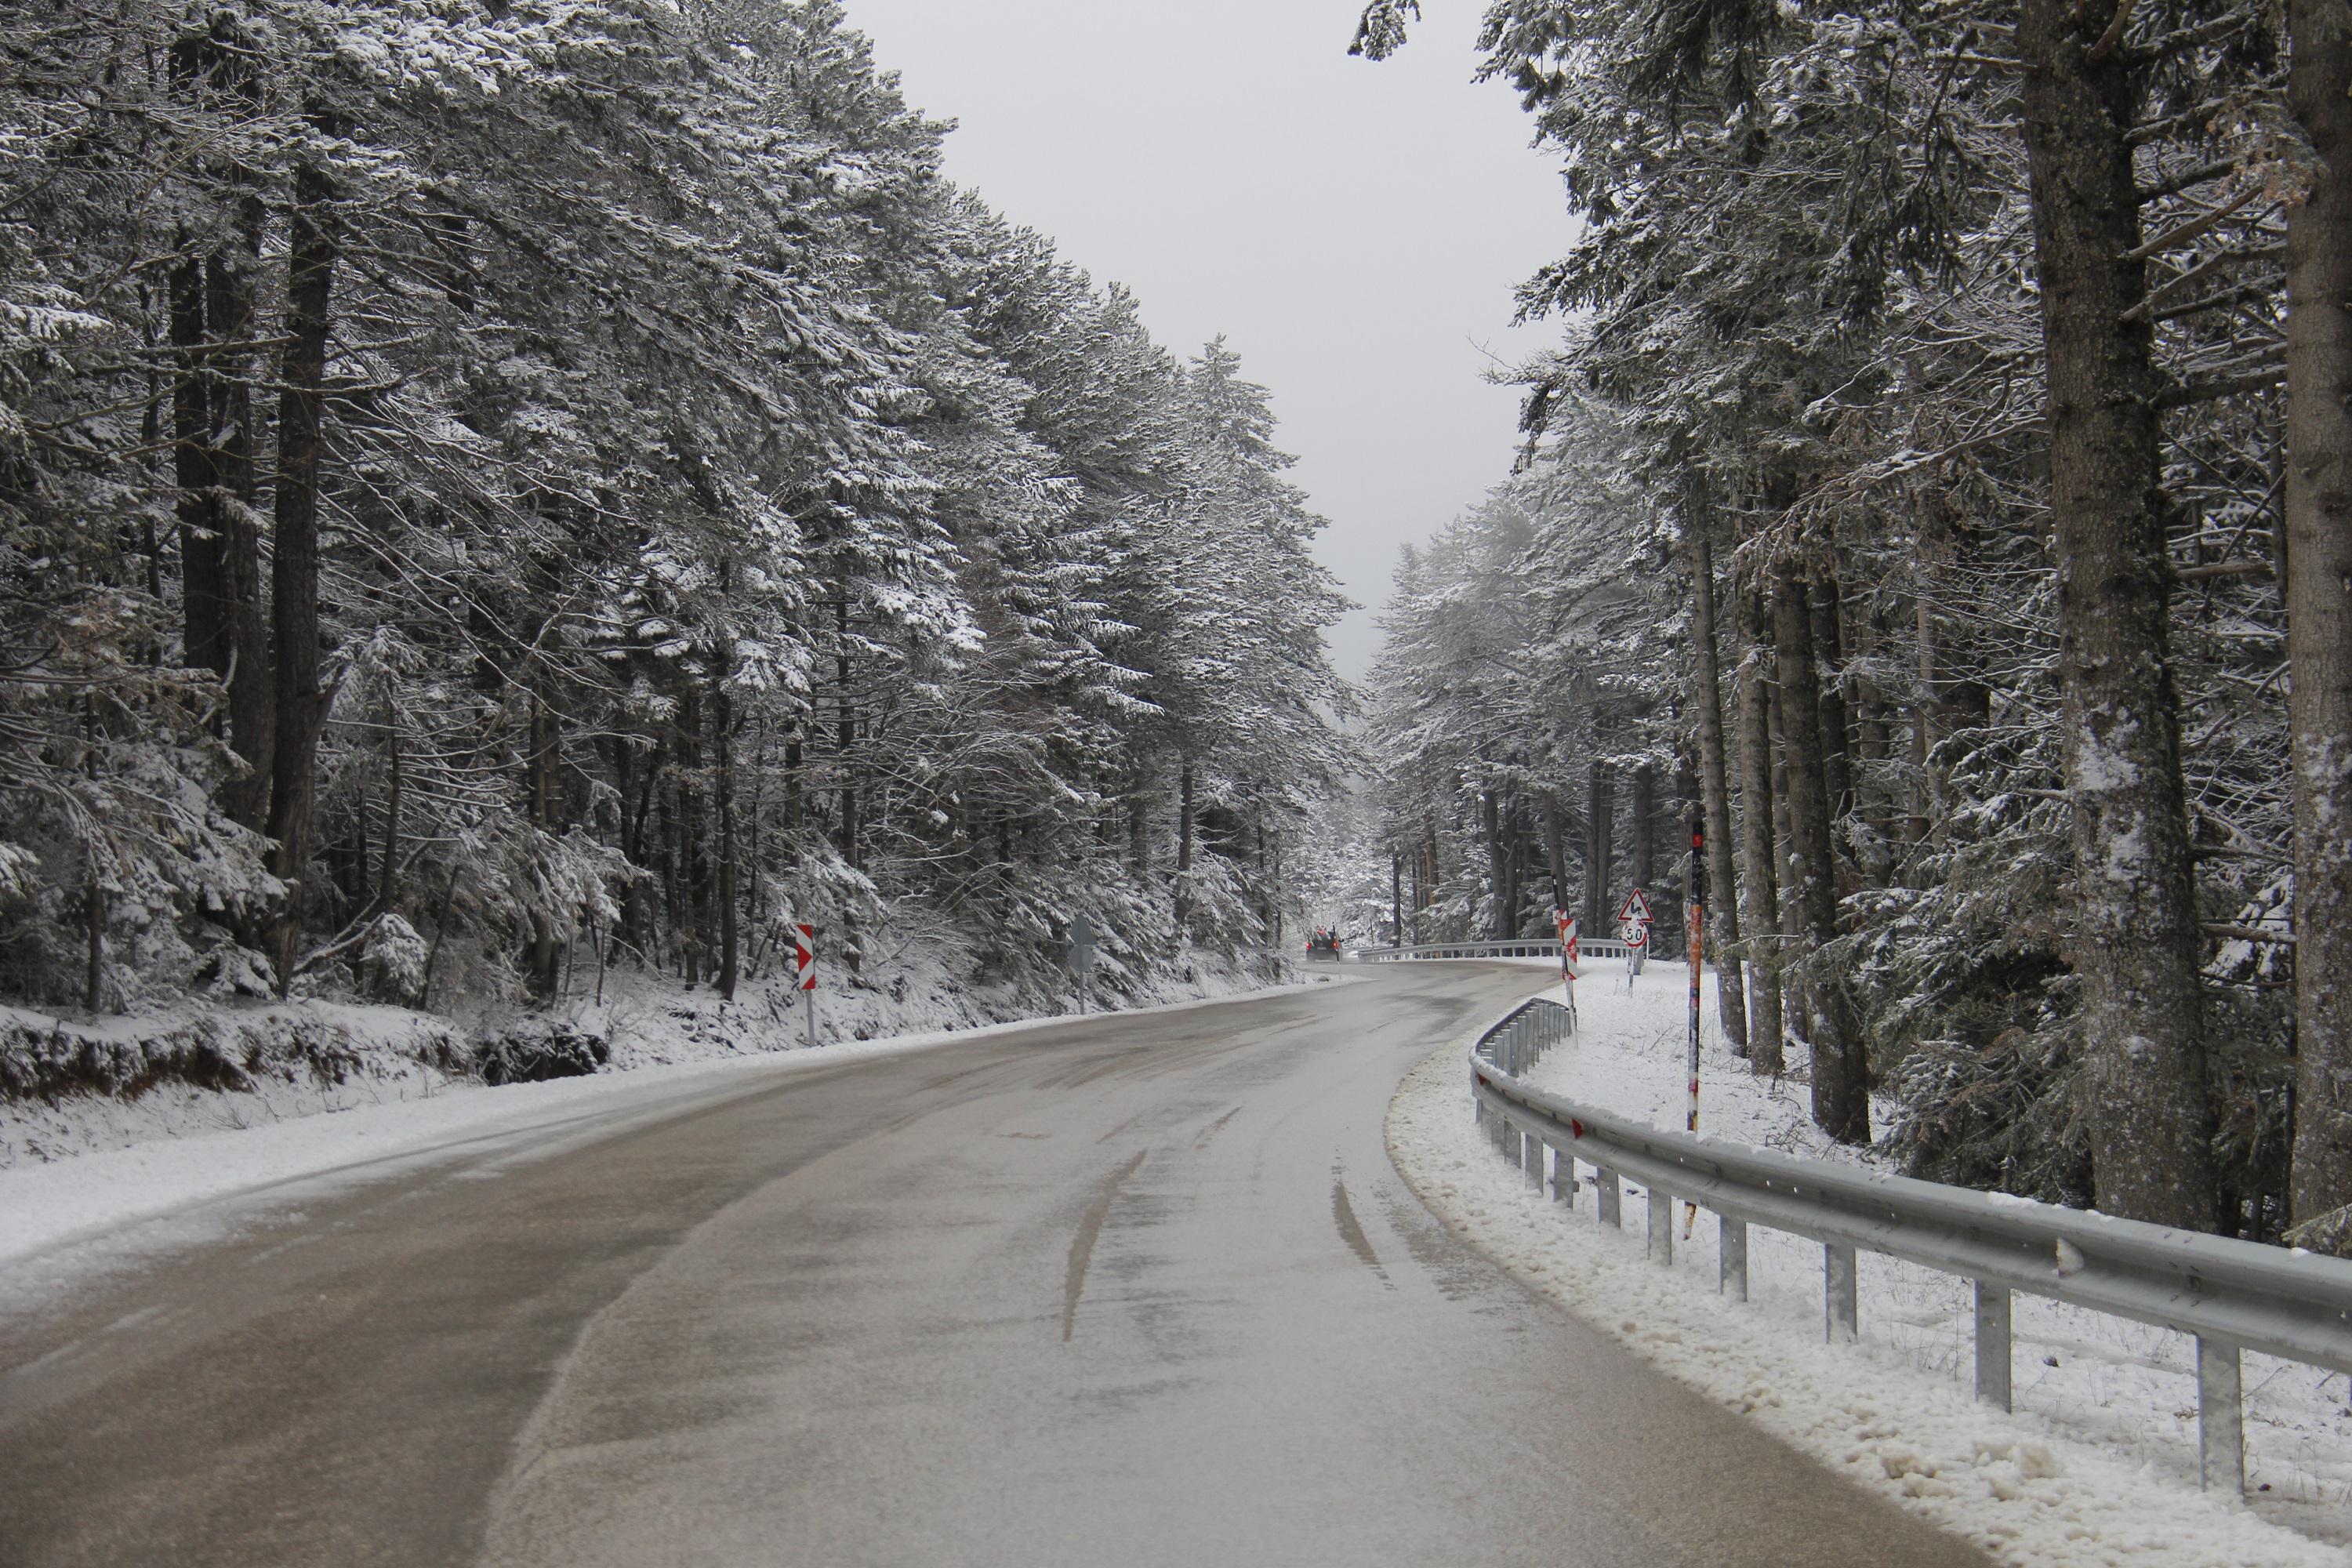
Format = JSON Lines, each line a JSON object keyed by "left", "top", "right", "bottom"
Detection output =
{"left": 794, "top": 924, "right": 816, "bottom": 993}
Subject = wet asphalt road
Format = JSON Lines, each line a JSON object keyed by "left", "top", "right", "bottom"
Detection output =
{"left": 0, "top": 965, "right": 1988, "bottom": 1567}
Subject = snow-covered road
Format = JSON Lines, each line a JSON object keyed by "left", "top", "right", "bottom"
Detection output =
{"left": 0, "top": 964, "right": 1985, "bottom": 1567}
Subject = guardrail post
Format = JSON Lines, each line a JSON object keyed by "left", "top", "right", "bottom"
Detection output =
{"left": 1524, "top": 1131, "right": 1544, "bottom": 1192}
{"left": 1719, "top": 1217, "right": 1748, "bottom": 1301}
{"left": 1597, "top": 1167, "right": 1621, "bottom": 1228}
{"left": 1647, "top": 1187, "right": 1674, "bottom": 1265}
{"left": 2197, "top": 1337, "right": 2244, "bottom": 1496}
{"left": 1825, "top": 1244, "right": 1859, "bottom": 1342}
{"left": 1553, "top": 1146, "right": 1574, "bottom": 1207}
{"left": 1974, "top": 1283, "right": 2012, "bottom": 1412}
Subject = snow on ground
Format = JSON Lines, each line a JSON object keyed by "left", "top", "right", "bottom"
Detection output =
{"left": 0, "top": 947, "right": 1283, "bottom": 1170}
{"left": 0, "top": 966, "right": 1355, "bottom": 1301}
{"left": 1387, "top": 959, "right": 2352, "bottom": 1567}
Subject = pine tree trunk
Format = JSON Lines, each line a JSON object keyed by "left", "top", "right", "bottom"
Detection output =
{"left": 209, "top": 198, "right": 273, "bottom": 832}
{"left": 525, "top": 692, "right": 561, "bottom": 1000}
{"left": 1686, "top": 528, "right": 1748, "bottom": 1049}
{"left": 785, "top": 720, "right": 804, "bottom": 840}
{"left": 1391, "top": 851, "right": 1403, "bottom": 946}
{"left": 619, "top": 738, "right": 653, "bottom": 957}
{"left": 835, "top": 599, "right": 858, "bottom": 871}
{"left": 83, "top": 848, "right": 104, "bottom": 1014}
{"left": 170, "top": 254, "right": 223, "bottom": 683}
{"left": 2019, "top": 0, "right": 2220, "bottom": 1229}
{"left": 1129, "top": 761, "right": 1149, "bottom": 872}
{"left": 1850, "top": 601, "right": 1894, "bottom": 888}
{"left": 1913, "top": 488, "right": 1989, "bottom": 838}
{"left": 1484, "top": 788, "right": 1507, "bottom": 938}
{"left": 1409, "top": 840, "right": 1423, "bottom": 943}
{"left": 2285, "top": 0, "right": 2352, "bottom": 1225}
{"left": 680, "top": 681, "right": 703, "bottom": 987}
{"left": 1505, "top": 797, "right": 1525, "bottom": 937}
{"left": 1541, "top": 792, "right": 1571, "bottom": 917}
{"left": 1584, "top": 760, "right": 1611, "bottom": 932}
{"left": 263, "top": 157, "right": 338, "bottom": 995}
{"left": 1629, "top": 763, "right": 1655, "bottom": 895}
{"left": 1734, "top": 568, "right": 1789, "bottom": 1076}
{"left": 1177, "top": 760, "right": 1195, "bottom": 873}
{"left": 1809, "top": 568, "right": 1853, "bottom": 829}
{"left": 379, "top": 720, "right": 401, "bottom": 913}
{"left": 1774, "top": 558, "right": 1867, "bottom": 1142}
{"left": 716, "top": 677, "right": 739, "bottom": 1003}
{"left": 1421, "top": 820, "right": 1438, "bottom": 938}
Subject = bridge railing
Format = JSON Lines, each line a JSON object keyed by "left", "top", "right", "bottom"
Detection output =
{"left": 1349, "top": 938, "right": 1642, "bottom": 964}
{"left": 1467, "top": 996, "right": 2352, "bottom": 1497}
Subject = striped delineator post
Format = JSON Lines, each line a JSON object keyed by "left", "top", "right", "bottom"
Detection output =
{"left": 1554, "top": 907, "right": 1580, "bottom": 1030}
{"left": 794, "top": 922, "right": 817, "bottom": 1046}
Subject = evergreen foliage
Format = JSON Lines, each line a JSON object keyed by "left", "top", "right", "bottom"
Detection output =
{"left": 1359, "top": 0, "right": 2324, "bottom": 1238}
{"left": 0, "top": 0, "right": 1345, "bottom": 1021}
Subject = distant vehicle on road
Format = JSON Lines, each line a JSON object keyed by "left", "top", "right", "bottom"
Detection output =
{"left": 1305, "top": 928, "right": 1341, "bottom": 960}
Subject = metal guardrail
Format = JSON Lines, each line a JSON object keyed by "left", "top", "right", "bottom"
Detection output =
{"left": 1468, "top": 996, "right": 2352, "bottom": 1497}
{"left": 1352, "top": 938, "right": 1645, "bottom": 963}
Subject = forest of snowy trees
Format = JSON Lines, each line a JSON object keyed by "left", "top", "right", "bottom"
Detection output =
{"left": 0, "top": 2, "right": 1348, "bottom": 1031}
{"left": 1353, "top": 0, "right": 2351, "bottom": 1245}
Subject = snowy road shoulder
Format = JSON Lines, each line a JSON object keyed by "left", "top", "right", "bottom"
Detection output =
{"left": 0, "top": 975, "right": 1360, "bottom": 1301}
{"left": 1384, "top": 983, "right": 2348, "bottom": 1568}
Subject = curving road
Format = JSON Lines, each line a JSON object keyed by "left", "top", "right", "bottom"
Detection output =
{"left": 0, "top": 966, "right": 1987, "bottom": 1567}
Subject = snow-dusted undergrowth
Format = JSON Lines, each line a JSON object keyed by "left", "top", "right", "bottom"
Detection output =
{"left": 1386, "top": 963, "right": 2352, "bottom": 1566}
{"left": 0, "top": 945, "right": 1284, "bottom": 1171}
{"left": 0, "top": 968, "right": 1353, "bottom": 1291}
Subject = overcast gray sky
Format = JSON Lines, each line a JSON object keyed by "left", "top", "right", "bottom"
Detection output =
{"left": 851, "top": 0, "right": 1576, "bottom": 681}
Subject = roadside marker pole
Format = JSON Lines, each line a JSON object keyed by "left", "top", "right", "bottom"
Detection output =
{"left": 1684, "top": 812, "right": 1705, "bottom": 1240}
{"left": 1554, "top": 908, "right": 1581, "bottom": 1032}
{"left": 795, "top": 922, "right": 817, "bottom": 1046}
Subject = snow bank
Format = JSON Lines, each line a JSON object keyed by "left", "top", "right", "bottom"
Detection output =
{"left": 0, "top": 969, "right": 1357, "bottom": 1294}
{"left": 0, "top": 943, "right": 1285, "bottom": 1170}
{"left": 1387, "top": 962, "right": 2352, "bottom": 1565}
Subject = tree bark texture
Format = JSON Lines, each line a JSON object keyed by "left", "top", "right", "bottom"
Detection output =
{"left": 378, "top": 720, "right": 401, "bottom": 913}
{"left": 1773, "top": 559, "right": 1868, "bottom": 1143}
{"left": 1175, "top": 758, "right": 1195, "bottom": 924}
{"left": 1584, "top": 760, "right": 1612, "bottom": 933}
{"left": 1629, "top": 763, "right": 1655, "bottom": 895}
{"left": 1391, "top": 852, "right": 1403, "bottom": 946}
{"left": 1809, "top": 569, "right": 1853, "bottom": 833}
{"left": 717, "top": 677, "right": 739, "bottom": 1002}
{"left": 209, "top": 199, "right": 273, "bottom": 832}
{"left": 1485, "top": 789, "right": 1508, "bottom": 938}
{"left": 1733, "top": 575, "right": 1786, "bottom": 1073}
{"left": 264, "top": 158, "right": 338, "bottom": 993}
{"left": 835, "top": 599, "right": 858, "bottom": 872}
{"left": 1914, "top": 486, "right": 1991, "bottom": 835}
{"left": 170, "top": 256, "right": 223, "bottom": 684}
{"left": 1541, "top": 792, "right": 1572, "bottom": 919}
{"left": 1687, "top": 529, "right": 1748, "bottom": 1048}
{"left": 2285, "top": 0, "right": 2352, "bottom": 1225}
{"left": 2019, "top": 0, "right": 2220, "bottom": 1229}
{"left": 1849, "top": 601, "right": 1895, "bottom": 888}
{"left": 525, "top": 691, "right": 561, "bottom": 999}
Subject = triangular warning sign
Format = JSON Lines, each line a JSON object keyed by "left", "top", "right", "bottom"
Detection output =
{"left": 1614, "top": 887, "right": 1653, "bottom": 927}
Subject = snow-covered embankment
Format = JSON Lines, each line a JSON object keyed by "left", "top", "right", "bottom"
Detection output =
{"left": 1385, "top": 964, "right": 2352, "bottom": 1567}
